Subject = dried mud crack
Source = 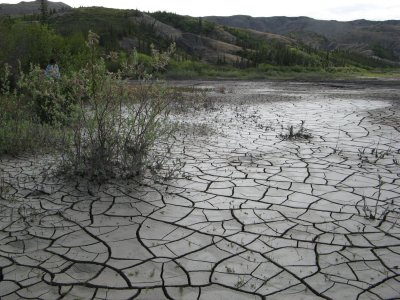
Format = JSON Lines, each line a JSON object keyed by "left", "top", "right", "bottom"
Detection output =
{"left": 1, "top": 80, "right": 400, "bottom": 300}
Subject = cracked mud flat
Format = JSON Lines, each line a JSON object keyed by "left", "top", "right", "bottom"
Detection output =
{"left": 1, "top": 80, "right": 400, "bottom": 300}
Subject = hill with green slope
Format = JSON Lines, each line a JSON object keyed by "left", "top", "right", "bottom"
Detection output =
{"left": 0, "top": 0, "right": 70, "bottom": 16}
{"left": 205, "top": 15, "right": 400, "bottom": 62}
{"left": 0, "top": 2, "right": 398, "bottom": 79}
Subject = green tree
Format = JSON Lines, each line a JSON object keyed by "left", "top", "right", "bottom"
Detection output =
{"left": 39, "top": 0, "right": 48, "bottom": 24}
{"left": 0, "top": 22, "right": 62, "bottom": 71}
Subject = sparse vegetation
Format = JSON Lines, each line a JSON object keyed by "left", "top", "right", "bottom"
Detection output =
{"left": 225, "top": 266, "right": 235, "bottom": 273}
{"left": 0, "top": 172, "right": 9, "bottom": 200}
{"left": 234, "top": 276, "right": 246, "bottom": 288}
{"left": 149, "top": 268, "right": 155, "bottom": 278}
{"left": 359, "top": 175, "right": 400, "bottom": 227}
{"left": 279, "top": 120, "right": 312, "bottom": 140}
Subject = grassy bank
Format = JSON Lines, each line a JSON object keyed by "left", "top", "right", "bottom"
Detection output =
{"left": 164, "top": 61, "right": 400, "bottom": 80}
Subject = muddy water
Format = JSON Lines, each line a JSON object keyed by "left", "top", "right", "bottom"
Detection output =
{"left": 1, "top": 80, "right": 399, "bottom": 300}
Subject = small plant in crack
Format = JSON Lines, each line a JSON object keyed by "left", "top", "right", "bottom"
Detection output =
{"left": 388, "top": 208, "right": 400, "bottom": 231}
{"left": 362, "top": 195, "right": 382, "bottom": 221}
{"left": 149, "top": 268, "right": 155, "bottom": 278}
{"left": 371, "top": 138, "right": 391, "bottom": 160}
{"left": 225, "top": 266, "right": 235, "bottom": 273}
{"left": 374, "top": 175, "right": 384, "bottom": 219}
{"left": 358, "top": 140, "right": 397, "bottom": 166}
{"left": 358, "top": 147, "right": 370, "bottom": 164}
{"left": 333, "top": 126, "right": 341, "bottom": 154}
{"left": 234, "top": 276, "right": 246, "bottom": 288}
{"left": 16, "top": 201, "right": 43, "bottom": 223}
{"left": 256, "top": 123, "right": 272, "bottom": 131}
{"left": 0, "top": 173, "right": 12, "bottom": 202}
{"left": 150, "top": 154, "right": 186, "bottom": 182}
{"left": 216, "top": 86, "right": 226, "bottom": 94}
{"left": 279, "top": 120, "right": 312, "bottom": 141}
{"left": 361, "top": 175, "right": 392, "bottom": 221}
{"left": 0, "top": 175, "right": 5, "bottom": 195}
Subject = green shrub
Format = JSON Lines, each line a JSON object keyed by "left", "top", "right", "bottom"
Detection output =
{"left": 59, "top": 32, "right": 177, "bottom": 181}
{"left": 0, "top": 21, "right": 63, "bottom": 71}
{"left": 0, "top": 31, "right": 178, "bottom": 183}
{"left": 0, "top": 64, "right": 64, "bottom": 155}
{"left": 17, "top": 65, "right": 74, "bottom": 124}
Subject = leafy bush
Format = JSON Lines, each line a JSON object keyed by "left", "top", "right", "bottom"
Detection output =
{"left": 0, "top": 31, "right": 178, "bottom": 183}
{"left": 59, "top": 31, "right": 177, "bottom": 181}
{"left": 0, "top": 21, "right": 63, "bottom": 71}
{"left": 16, "top": 65, "right": 74, "bottom": 124}
{"left": 0, "top": 63, "right": 64, "bottom": 155}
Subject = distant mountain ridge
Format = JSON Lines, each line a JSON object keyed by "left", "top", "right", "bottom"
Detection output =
{"left": 204, "top": 15, "right": 400, "bottom": 61}
{"left": 0, "top": 0, "right": 70, "bottom": 15}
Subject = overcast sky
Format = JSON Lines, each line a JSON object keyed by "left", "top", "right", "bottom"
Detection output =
{"left": 3, "top": 0, "right": 399, "bottom": 21}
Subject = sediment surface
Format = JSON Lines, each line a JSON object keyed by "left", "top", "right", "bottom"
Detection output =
{"left": 1, "top": 80, "right": 400, "bottom": 299}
